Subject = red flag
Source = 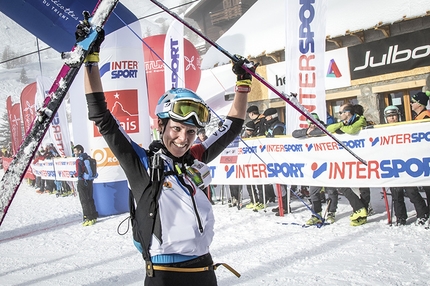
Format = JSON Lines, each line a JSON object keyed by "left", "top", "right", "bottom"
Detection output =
{"left": 142, "top": 35, "right": 201, "bottom": 122}
{"left": 6, "top": 96, "right": 23, "bottom": 155}
{"left": 20, "top": 82, "right": 37, "bottom": 132}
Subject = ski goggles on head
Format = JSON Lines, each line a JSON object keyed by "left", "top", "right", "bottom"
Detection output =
{"left": 169, "top": 99, "right": 211, "bottom": 127}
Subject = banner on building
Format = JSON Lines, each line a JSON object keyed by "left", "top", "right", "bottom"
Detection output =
{"left": 285, "top": 0, "right": 327, "bottom": 133}
{"left": 348, "top": 28, "right": 430, "bottom": 80}
{"left": 324, "top": 48, "right": 351, "bottom": 90}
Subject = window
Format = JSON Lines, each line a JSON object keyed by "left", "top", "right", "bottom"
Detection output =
{"left": 382, "top": 88, "right": 421, "bottom": 122}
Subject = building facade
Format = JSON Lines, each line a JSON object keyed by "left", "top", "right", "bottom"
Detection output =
{"left": 187, "top": 3, "right": 430, "bottom": 125}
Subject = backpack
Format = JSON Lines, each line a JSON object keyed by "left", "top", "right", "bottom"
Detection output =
{"left": 83, "top": 157, "right": 98, "bottom": 180}
{"left": 266, "top": 122, "right": 286, "bottom": 137}
{"left": 126, "top": 141, "right": 197, "bottom": 276}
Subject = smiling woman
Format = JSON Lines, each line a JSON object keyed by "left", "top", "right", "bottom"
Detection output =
{"left": 82, "top": 18, "right": 254, "bottom": 284}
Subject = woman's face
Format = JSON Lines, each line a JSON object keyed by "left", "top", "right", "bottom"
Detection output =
{"left": 159, "top": 119, "right": 197, "bottom": 158}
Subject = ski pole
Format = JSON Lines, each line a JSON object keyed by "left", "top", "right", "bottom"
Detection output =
{"left": 149, "top": 0, "right": 367, "bottom": 166}
{"left": 389, "top": 189, "right": 394, "bottom": 226}
{"left": 382, "top": 187, "right": 392, "bottom": 225}
{"left": 262, "top": 184, "right": 266, "bottom": 212}
{"left": 276, "top": 184, "right": 284, "bottom": 217}
{"left": 323, "top": 198, "right": 332, "bottom": 222}
{"left": 250, "top": 185, "right": 257, "bottom": 207}
{"left": 221, "top": 185, "right": 225, "bottom": 205}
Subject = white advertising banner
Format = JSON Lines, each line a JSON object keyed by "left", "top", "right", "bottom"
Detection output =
{"left": 265, "top": 48, "right": 351, "bottom": 100}
{"left": 70, "top": 22, "right": 150, "bottom": 184}
{"left": 35, "top": 121, "right": 430, "bottom": 188}
{"left": 208, "top": 120, "right": 430, "bottom": 187}
{"left": 324, "top": 48, "right": 351, "bottom": 90}
{"left": 285, "top": 0, "right": 328, "bottom": 133}
{"left": 265, "top": 62, "right": 287, "bottom": 99}
{"left": 164, "top": 17, "right": 185, "bottom": 90}
{"left": 32, "top": 157, "right": 77, "bottom": 181}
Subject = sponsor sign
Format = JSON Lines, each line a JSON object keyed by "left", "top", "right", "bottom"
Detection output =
{"left": 285, "top": 0, "right": 328, "bottom": 133}
{"left": 348, "top": 28, "right": 430, "bottom": 80}
{"left": 143, "top": 35, "right": 201, "bottom": 120}
{"left": 208, "top": 121, "right": 430, "bottom": 187}
{"left": 33, "top": 121, "right": 430, "bottom": 187}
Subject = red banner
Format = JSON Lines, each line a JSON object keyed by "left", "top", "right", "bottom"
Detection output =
{"left": 143, "top": 35, "right": 201, "bottom": 121}
{"left": 6, "top": 96, "right": 23, "bottom": 155}
{"left": 20, "top": 82, "right": 37, "bottom": 133}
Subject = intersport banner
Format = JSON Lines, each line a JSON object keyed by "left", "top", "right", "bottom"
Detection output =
{"left": 34, "top": 120, "right": 430, "bottom": 188}
{"left": 208, "top": 120, "right": 430, "bottom": 188}
{"left": 285, "top": 0, "right": 327, "bottom": 133}
{"left": 164, "top": 18, "right": 185, "bottom": 91}
{"left": 348, "top": 28, "right": 430, "bottom": 80}
{"left": 70, "top": 22, "right": 150, "bottom": 185}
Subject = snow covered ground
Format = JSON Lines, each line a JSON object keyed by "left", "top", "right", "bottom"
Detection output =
{"left": 1, "top": 177, "right": 429, "bottom": 286}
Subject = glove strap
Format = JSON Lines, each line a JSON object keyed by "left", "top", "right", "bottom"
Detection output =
{"left": 235, "top": 79, "right": 252, "bottom": 93}
{"left": 84, "top": 52, "right": 99, "bottom": 64}
{"left": 236, "top": 79, "right": 252, "bottom": 86}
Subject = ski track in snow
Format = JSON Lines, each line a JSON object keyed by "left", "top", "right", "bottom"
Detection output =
{"left": 0, "top": 176, "right": 429, "bottom": 286}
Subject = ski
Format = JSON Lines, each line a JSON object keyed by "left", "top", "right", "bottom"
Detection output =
{"left": 0, "top": 0, "right": 120, "bottom": 226}
{"left": 149, "top": 0, "right": 367, "bottom": 166}
{"left": 277, "top": 222, "right": 330, "bottom": 228}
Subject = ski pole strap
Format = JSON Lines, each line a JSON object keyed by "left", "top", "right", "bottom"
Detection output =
{"left": 148, "top": 263, "right": 241, "bottom": 278}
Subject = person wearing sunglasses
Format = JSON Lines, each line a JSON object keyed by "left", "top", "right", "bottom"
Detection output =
{"left": 410, "top": 91, "right": 430, "bottom": 120}
{"left": 80, "top": 24, "right": 253, "bottom": 285}
{"left": 408, "top": 91, "right": 430, "bottom": 226}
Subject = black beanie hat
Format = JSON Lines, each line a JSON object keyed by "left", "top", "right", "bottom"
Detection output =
{"left": 264, "top": 108, "right": 277, "bottom": 117}
{"left": 245, "top": 121, "right": 255, "bottom": 131}
{"left": 247, "top": 105, "right": 259, "bottom": 114}
{"left": 411, "top": 91, "right": 430, "bottom": 106}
